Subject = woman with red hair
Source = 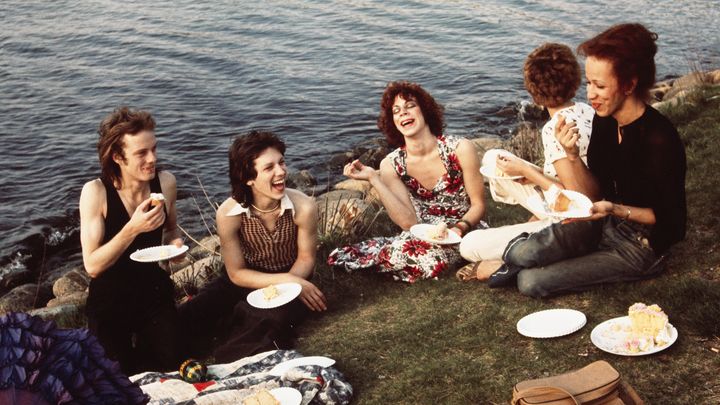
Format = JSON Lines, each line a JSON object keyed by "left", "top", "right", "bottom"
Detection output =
{"left": 488, "top": 23, "right": 687, "bottom": 297}
{"left": 328, "top": 81, "right": 486, "bottom": 282}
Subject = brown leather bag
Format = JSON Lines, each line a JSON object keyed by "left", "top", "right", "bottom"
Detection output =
{"left": 510, "top": 361, "right": 644, "bottom": 405}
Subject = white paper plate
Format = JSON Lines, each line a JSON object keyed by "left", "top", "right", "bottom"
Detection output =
{"left": 410, "top": 223, "right": 461, "bottom": 245}
{"left": 247, "top": 282, "right": 302, "bottom": 309}
{"left": 516, "top": 309, "right": 587, "bottom": 338}
{"left": 129, "top": 244, "right": 189, "bottom": 263}
{"left": 527, "top": 190, "right": 593, "bottom": 219}
{"left": 268, "top": 356, "right": 336, "bottom": 377}
{"left": 590, "top": 316, "right": 678, "bottom": 356}
{"left": 480, "top": 165, "right": 524, "bottom": 180}
{"left": 269, "top": 387, "right": 302, "bottom": 405}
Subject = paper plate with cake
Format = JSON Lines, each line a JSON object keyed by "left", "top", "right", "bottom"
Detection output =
{"left": 130, "top": 244, "right": 189, "bottom": 263}
{"left": 410, "top": 222, "right": 461, "bottom": 245}
{"left": 527, "top": 189, "right": 593, "bottom": 219}
{"left": 591, "top": 303, "right": 678, "bottom": 356}
{"left": 247, "top": 282, "right": 302, "bottom": 309}
{"left": 516, "top": 308, "right": 587, "bottom": 338}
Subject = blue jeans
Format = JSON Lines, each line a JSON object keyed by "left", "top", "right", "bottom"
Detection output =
{"left": 504, "top": 216, "right": 661, "bottom": 298}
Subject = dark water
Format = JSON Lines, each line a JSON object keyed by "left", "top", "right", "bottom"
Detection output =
{"left": 1, "top": 0, "right": 719, "bottom": 289}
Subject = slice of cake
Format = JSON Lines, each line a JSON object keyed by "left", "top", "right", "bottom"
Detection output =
{"left": 149, "top": 192, "right": 165, "bottom": 207}
{"left": 625, "top": 302, "right": 671, "bottom": 352}
{"left": 242, "top": 389, "right": 280, "bottom": 405}
{"left": 262, "top": 285, "right": 280, "bottom": 301}
{"left": 427, "top": 222, "right": 448, "bottom": 241}
{"left": 553, "top": 191, "right": 572, "bottom": 212}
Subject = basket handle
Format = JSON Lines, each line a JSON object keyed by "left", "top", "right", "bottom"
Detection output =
{"left": 511, "top": 385, "right": 580, "bottom": 405}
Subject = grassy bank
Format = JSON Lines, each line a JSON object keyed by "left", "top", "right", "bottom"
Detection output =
{"left": 297, "top": 84, "right": 720, "bottom": 404}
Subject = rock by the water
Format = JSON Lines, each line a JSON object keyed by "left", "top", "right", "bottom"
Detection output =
{"left": 47, "top": 291, "right": 88, "bottom": 308}
{"left": 52, "top": 267, "right": 90, "bottom": 298}
{"left": 29, "top": 304, "right": 85, "bottom": 327}
{"left": 0, "top": 284, "right": 44, "bottom": 313}
{"left": 334, "top": 179, "right": 372, "bottom": 194}
{"left": 286, "top": 170, "right": 318, "bottom": 194}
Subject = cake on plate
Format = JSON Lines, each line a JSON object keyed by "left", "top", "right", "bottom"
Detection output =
{"left": 427, "top": 222, "right": 448, "bottom": 241}
{"left": 625, "top": 302, "right": 672, "bottom": 352}
{"left": 262, "top": 285, "right": 280, "bottom": 301}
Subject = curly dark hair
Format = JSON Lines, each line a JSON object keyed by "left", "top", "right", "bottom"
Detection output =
{"left": 578, "top": 23, "right": 658, "bottom": 102}
{"left": 229, "top": 130, "right": 286, "bottom": 207}
{"left": 97, "top": 107, "right": 156, "bottom": 186}
{"left": 524, "top": 43, "right": 581, "bottom": 108}
{"left": 377, "top": 81, "right": 445, "bottom": 147}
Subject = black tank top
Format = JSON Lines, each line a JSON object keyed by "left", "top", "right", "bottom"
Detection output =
{"left": 86, "top": 174, "right": 174, "bottom": 316}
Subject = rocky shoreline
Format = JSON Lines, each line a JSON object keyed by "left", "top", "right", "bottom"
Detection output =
{"left": 2, "top": 69, "right": 719, "bottom": 324}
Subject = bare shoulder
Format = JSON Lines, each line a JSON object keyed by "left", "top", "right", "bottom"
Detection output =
{"left": 455, "top": 138, "right": 477, "bottom": 155}
{"left": 286, "top": 188, "right": 316, "bottom": 214}
{"left": 158, "top": 171, "right": 177, "bottom": 190}
{"left": 379, "top": 155, "right": 398, "bottom": 176}
{"left": 216, "top": 197, "right": 239, "bottom": 218}
{"left": 80, "top": 178, "right": 106, "bottom": 202}
{"left": 455, "top": 138, "right": 481, "bottom": 164}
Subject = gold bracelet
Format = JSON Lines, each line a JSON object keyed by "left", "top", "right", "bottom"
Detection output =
{"left": 624, "top": 208, "right": 631, "bottom": 221}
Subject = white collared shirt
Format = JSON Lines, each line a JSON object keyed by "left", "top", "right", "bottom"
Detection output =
{"left": 226, "top": 193, "right": 295, "bottom": 218}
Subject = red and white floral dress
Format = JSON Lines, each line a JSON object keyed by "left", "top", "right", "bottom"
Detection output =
{"left": 327, "top": 135, "right": 485, "bottom": 283}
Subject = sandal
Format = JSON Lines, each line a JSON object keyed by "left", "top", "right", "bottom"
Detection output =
{"left": 456, "top": 262, "right": 482, "bottom": 281}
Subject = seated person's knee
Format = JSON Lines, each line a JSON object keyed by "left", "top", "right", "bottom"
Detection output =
{"left": 516, "top": 270, "right": 550, "bottom": 298}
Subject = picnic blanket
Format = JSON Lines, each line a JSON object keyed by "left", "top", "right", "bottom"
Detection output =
{"left": 130, "top": 350, "right": 352, "bottom": 405}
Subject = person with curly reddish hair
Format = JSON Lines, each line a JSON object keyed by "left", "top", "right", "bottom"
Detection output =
{"left": 328, "top": 81, "right": 486, "bottom": 282}
{"left": 458, "top": 43, "right": 596, "bottom": 282}
{"left": 480, "top": 23, "right": 686, "bottom": 297}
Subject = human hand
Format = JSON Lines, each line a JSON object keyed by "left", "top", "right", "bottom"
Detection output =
{"left": 168, "top": 237, "right": 186, "bottom": 263}
{"left": 588, "top": 200, "right": 614, "bottom": 220}
{"left": 343, "top": 159, "right": 377, "bottom": 181}
{"left": 449, "top": 226, "right": 463, "bottom": 237}
{"left": 495, "top": 154, "right": 527, "bottom": 177}
{"left": 554, "top": 115, "right": 580, "bottom": 160}
{"left": 128, "top": 198, "right": 165, "bottom": 235}
{"left": 297, "top": 278, "right": 327, "bottom": 312}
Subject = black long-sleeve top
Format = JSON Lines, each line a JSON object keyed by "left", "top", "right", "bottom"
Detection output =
{"left": 587, "top": 105, "right": 687, "bottom": 254}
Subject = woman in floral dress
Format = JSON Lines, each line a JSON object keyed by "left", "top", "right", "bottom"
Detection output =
{"left": 327, "top": 81, "right": 486, "bottom": 282}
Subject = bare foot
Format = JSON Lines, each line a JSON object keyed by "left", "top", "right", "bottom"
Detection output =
{"left": 476, "top": 260, "right": 504, "bottom": 281}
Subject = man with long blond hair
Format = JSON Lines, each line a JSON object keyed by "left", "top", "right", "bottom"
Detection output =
{"left": 79, "top": 107, "right": 183, "bottom": 374}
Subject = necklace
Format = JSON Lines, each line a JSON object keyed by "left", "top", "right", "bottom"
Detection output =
{"left": 251, "top": 201, "right": 280, "bottom": 214}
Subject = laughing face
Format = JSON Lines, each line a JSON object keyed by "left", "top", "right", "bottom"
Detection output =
{"left": 585, "top": 56, "right": 629, "bottom": 118}
{"left": 114, "top": 130, "right": 157, "bottom": 183}
{"left": 247, "top": 147, "right": 287, "bottom": 204}
{"left": 392, "top": 95, "right": 427, "bottom": 138}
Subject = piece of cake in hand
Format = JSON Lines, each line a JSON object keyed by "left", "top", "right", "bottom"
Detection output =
{"left": 262, "top": 284, "right": 279, "bottom": 301}
{"left": 242, "top": 389, "right": 280, "bottom": 405}
{"left": 625, "top": 302, "right": 671, "bottom": 352}
{"left": 427, "top": 222, "right": 448, "bottom": 241}
{"left": 149, "top": 192, "right": 165, "bottom": 207}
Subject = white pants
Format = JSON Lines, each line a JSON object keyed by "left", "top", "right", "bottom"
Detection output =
{"left": 459, "top": 219, "right": 553, "bottom": 262}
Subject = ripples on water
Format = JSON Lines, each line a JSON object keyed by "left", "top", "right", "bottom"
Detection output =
{"left": 1, "top": 0, "right": 719, "bottom": 284}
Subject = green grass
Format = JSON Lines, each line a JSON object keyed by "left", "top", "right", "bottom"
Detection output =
{"left": 297, "top": 85, "right": 720, "bottom": 404}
